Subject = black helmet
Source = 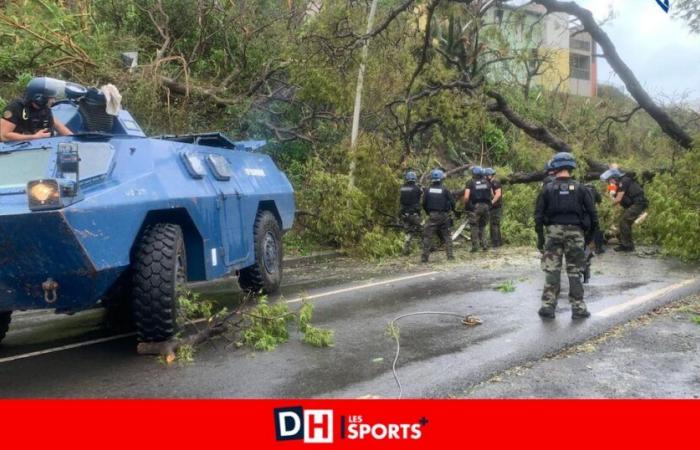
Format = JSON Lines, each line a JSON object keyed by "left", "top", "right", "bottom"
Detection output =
{"left": 549, "top": 152, "right": 577, "bottom": 171}
{"left": 25, "top": 77, "right": 64, "bottom": 107}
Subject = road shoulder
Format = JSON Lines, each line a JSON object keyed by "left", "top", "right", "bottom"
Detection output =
{"left": 464, "top": 294, "right": 700, "bottom": 398}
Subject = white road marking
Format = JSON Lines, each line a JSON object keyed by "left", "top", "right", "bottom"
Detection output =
{"left": 284, "top": 271, "right": 440, "bottom": 304}
{"left": 0, "top": 271, "right": 439, "bottom": 364}
{"left": 596, "top": 278, "right": 698, "bottom": 318}
{"left": 1, "top": 274, "right": 694, "bottom": 364}
{"left": 0, "top": 332, "right": 136, "bottom": 364}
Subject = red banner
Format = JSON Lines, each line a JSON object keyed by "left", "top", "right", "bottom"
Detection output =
{"left": 1, "top": 400, "right": 697, "bottom": 448}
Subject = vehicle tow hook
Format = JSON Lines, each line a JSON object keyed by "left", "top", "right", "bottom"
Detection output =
{"left": 42, "top": 278, "right": 59, "bottom": 304}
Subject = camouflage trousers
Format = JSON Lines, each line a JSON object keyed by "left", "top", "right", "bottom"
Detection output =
{"left": 489, "top": 207, "right": 502, "bottom": 247}
{"left": 422, "top": 211, "right": 453, "bottom": 261}
{"left": 619, "top": 203, "right": 646, "bottom": 248}
{"left": 540, "top": 224, "right": 587, "bottom": 312}
{"left": 469, "top": 203, "right": 490, "bottom": 250}
{"left": 400, "top": 212, "right": 422, "bottom": 255}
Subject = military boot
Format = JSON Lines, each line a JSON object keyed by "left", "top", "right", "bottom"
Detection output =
{"left": 538, "top": 305, "right": 555, "bottom": 319}
{"left": 614, "top": 245, "right": 634, "bottom": 252}
{"left": 572, "top": 308, "right": 591, "bottom": 319}
{"left": 571, "top": 300, "right": 591, "bottom": 319}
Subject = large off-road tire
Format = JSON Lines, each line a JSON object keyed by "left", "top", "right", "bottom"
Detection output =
{"left": 132, "top": 223, "right": 186, "bottom": 342}
{"left": 0, "top": 312, "right": 11, "bottom": 344}
{"left": 238, "top": 211, "right": 283, "bottom": 294}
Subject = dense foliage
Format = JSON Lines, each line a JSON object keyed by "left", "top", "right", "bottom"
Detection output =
{"left": 1, "top": 0, "right": 697, "bottom": 259}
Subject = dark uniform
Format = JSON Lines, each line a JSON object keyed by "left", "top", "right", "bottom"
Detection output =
{"left": 489, "top": 178, "right": 503, "bottom": 247}
{"left": 467, "top": 178, "right": 492, "bottom": 251}
{"left": 421, "top": 183, "right": 455, "bottom": 262}
{"left": 535, "top": 176, "right": 598, "bottom": 318}
{"left": 581, "top": 184, "right": 603, "bottom": 283}
{"left": 2, "top": 99, "right": 54, "bottom": 136}
{"left": 399, "top": 182, "right": 423, "bottom": 255}
{"left": 617, "top": 175, "right": 647, "bottom": 250}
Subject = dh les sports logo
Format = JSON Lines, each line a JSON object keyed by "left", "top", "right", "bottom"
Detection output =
{"left": 274, "top": 407, "right": 334, "bottom": 444}
{"left": 274, "top": 406, "right": 427, "bottom": 444}
{"left": 655, "top": 0, "right": 670, "bottom": 13}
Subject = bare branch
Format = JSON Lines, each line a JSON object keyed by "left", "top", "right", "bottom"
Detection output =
{"left": 534, "top": 0, "right": 693, "bottom": 149}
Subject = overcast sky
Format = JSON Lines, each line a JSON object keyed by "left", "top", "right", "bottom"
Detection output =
{"left": 576, "top": 0, "right": 700, "bottom": 104}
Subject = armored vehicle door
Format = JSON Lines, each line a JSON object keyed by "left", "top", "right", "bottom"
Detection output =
{"left": 206, "top": 154, "right": 247, "bottom": 266}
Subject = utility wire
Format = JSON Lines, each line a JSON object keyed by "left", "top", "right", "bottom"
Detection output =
{"left": 389, "top": 311, "right": 475, "bottom": 399}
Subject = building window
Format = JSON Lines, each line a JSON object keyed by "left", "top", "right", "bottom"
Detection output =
{"left": 570, "top": 38, "right": 591, "bottom": 51}
{"left": 570, "top": 54, "right": 590, "bottom": 80}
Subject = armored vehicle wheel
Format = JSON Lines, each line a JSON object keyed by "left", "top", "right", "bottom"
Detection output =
{"left": 238, "top": 211, "right": 283, "bottom": 294}
{"left": 0, "top": 312, "right": 11, "bottom": 344}
{"left": 132, "top": 223, "right": 186, "bottom": 342}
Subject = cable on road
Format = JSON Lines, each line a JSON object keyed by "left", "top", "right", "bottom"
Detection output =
{"left": 389, "top": 311, "right": 481, "bottom": 399}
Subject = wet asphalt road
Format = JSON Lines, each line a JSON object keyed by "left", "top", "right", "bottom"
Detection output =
{"left": 0, "top": 247, "right": 698, "bottom": 398}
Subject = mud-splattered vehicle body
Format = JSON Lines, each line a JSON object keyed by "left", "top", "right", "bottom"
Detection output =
{"left": 0, "top": 80, "right": 294, "bottom": 343}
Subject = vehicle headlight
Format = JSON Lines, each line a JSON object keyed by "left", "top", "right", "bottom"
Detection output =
{"left": 27, "top": 179, "right": 61, "bottom": 210}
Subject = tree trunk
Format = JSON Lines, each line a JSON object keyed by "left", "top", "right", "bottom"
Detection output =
{"left": 534, "top": 0, "right": 693, "bottom": 150}
{"left": 348, "top": 0, "right": 380, "bottom": 190}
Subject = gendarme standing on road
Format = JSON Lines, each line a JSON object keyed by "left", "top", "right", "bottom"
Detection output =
{"left": 421, "top": 169, "right": 455, "bottom": 263}
{"left": 535, "top": 152, "right": 598, "bottom": 320}
{"left": 464, "top": 166, "right": 492, "bottom": 252}
{"left": 484, "top": 167, "right": 503, "bottom": 248}
{"left": 399, "top": 170, "right": 423, "bottom": 255}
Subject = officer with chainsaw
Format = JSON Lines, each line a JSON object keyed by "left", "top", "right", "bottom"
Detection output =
{"left": 1, "top": 77, "right": 72, "bottom": 141}
{"left": 464, "top": 166, "right": 492, "bottom": 252}
{"left": 399, "top": 170, "right": 423, "bottom": 255}
{"left": 421, "top": 169, "right": 455, "bottom": 263}
{"left": 535, "top": 152, "right": 598, "bottom": 319}
{"left": 483, "top": 167, "right": 503, "bottom": 248}
{"left": 600, "top": 168, "right": 647, "bottom": 252}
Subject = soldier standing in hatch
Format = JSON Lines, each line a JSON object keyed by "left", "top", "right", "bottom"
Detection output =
{"left": 399, "top": 170, "right": 423, "bottom": 255}
{"left": 464, "top": 166, "right": 492, "bottom": 252}
{"left": 600, "top": 168, "right": 647, "bottom": 252}
{"left": 484, "top": 167, "right": 503, "bottom": 248}
{"left": 535, "top": 152, "right": 598, "bottom": 319}
{"left": 421, "top": 169, "right": 455, "bottom": 263}
{"left": 1, "top": 77, "right": 72, "bottom": 141}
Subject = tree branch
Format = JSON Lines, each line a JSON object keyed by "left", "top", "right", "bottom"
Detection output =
{"left": 485, "top": 90, "right": 573, "bottom": 152}
{"left": 534, "top": 0, "right": 693, "bottom": 149}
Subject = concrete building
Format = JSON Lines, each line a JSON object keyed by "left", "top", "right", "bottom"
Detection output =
{"left": 484, "top": 2, "right": 598, "bottom": 97}
{"left": 568, "top": 26, "right": 598, "bottom": 97}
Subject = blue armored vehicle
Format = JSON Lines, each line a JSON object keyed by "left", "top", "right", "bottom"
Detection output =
{"left": 0, "top": 78, "right": 295, "bottom": 343}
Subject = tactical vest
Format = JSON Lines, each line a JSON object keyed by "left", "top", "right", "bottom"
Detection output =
{"left": 470, "top": 179, "right": 493, "bottom": 204}
{"left": 544, "top": 179, "right": 585, "bottom": 227}
{"left": 400, "top": 183, "right": 422, "bottom": 213}
{"left": 620, "top": 176, "right": 647, "bottom": 208}
{"left": 424, "top": 185, "right": 450, "bottom": 212}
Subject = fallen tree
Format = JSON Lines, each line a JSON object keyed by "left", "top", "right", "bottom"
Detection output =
{"left": 534, "top": 0, "right": 694, "bottom": 150}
